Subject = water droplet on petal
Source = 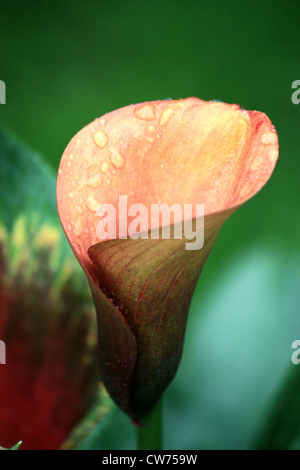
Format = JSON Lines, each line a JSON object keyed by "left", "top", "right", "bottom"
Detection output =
{"left": 78, "top": 173, "right": 87, "bottom": 190}
{"left": 58, "top": 168, "right": 62, "bottom": 175}
{"left": 101, "top": 161, "right": 109, "bottom": 173}
{"left": 79, "top": 166, "right": 102, "bottom": 189}
{"left": 239, "top": 185, "right": 250, "bottom": 199}
{"left": 110, "top": 149, "right": 125, "bottom": 169}
{"left": 99, "top": 118, "right": 106, "bottom": 126}
{"left": 160, "top": 108, "right": 175, "bottom": 126}
{"left": 269, "top": 149, "right": 278, "bottom": 164}
{"left": 261, "top": 132, "right": 277, "bottom": 145}
{"left": 87, "top": 174, "right": 102, "bottom": 186}
{"left": 67, "top": 161, "right": 71, "bottom": 167}
{"left": 76, "top": 205, "right": 83, "bottom": 214}
{"left": 93, "top": 130, "right": 108, "bottom": 148}
{"left": 85, "top": 192, "right": 101, "bottom": 212}
{"left": 135, "top": 104, "right": 155, "bottom": 121}
{"left": 147, "top": 124, "right": 155, "bottom": 132}
{"left": 69, "top": 154, "right": 74, "bottom": 160}
{"left": 68, "top": 192, "right": 74, "bottom": 198}
{"left": 73, "top": 218, "right": 82, "bottom": 236}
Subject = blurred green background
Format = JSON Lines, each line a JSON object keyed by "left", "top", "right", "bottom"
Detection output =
{"left": 1, "top": 0, "right": 300, "bottom": 449}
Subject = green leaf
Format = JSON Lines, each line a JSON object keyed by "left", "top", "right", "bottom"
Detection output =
{"left": 0, "top": 128, "right": 57, "bottom": 229}
{"left": 0, "top": 441, "right": 22, "bottom": 450}
{"left": 0, "top": 128, "right": 110, "bottom": 450}
{"left": 254, "top": 365, "right": 300, "bottom": 450}
{"left": 164, "top": 241, "right": 300, "bottom": 449}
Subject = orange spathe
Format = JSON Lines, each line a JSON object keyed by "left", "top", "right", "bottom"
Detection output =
{"left": 57, "top": 98, "right": 278, "bottom": 270}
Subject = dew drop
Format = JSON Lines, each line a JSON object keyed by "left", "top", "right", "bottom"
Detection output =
{"left": 67, "top": 161, "right": 71, "bottom": 168}
{"left": 73, "top": 218, "right": 82, "bottom": 236}
{"left": 58, "top": 168, "right": 62, "bottom": 175}
{"left": 82, "top": 154, "right": 93, "bottom": 167}
{"left": 239, "top": 185, "right": 250, "bottom": 199}
{"left": 69, "top": 154, "right": 74, "bottom": 160}
{"left": 93, "top": 130, "right": 108, "bottom": 148}
{"left": 147, "top": 124, "right": 155, "bottom": 132}
{"left": 87, "top": 174, "right": 102, "bottom": 186}
{"left": 261, "top": 132, "right": 277, "bottom": 145}
{"left": 160, "top": 108, "right": 175, "bottom": 126}
{"left": 269, "top": 149, "right": 278, "bottom": 164}
{"left": 76, "top": 205, "right": 83, "bottom": 214}
{"left": 111, "top": 149, "right": 125, "bottom": 169}
{"left": 68, "top": 192, "right": 74, "bottom": 198}
{"left": 135, "top": 104, "right": 155, "bottom": 121}
{"left": 78, "top": 173, "right": 87, "bottom": 190}
{"left": 85, "top": 193, "right": 101, "bottom": 212}
{"left": 101, "top": 161, "right": 109, "bottom": 173}
{"left": 99, "top": 118, "right": 106, "bottom": 126}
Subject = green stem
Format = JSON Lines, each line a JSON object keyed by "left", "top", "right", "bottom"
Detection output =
{"left": 136, "top": 399, "right": 163, "bottom": 450}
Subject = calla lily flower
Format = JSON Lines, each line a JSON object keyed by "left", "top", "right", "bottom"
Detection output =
{"left": 57, "top": 97, "right": 278, "bottom": 421}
